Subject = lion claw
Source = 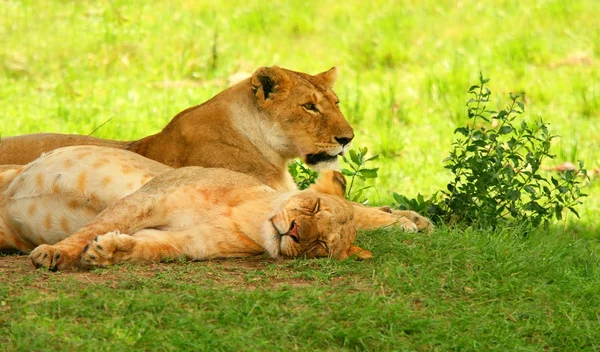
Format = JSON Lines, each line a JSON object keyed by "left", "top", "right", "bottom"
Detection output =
{"left": 30, "top": 244, "right": 69, "bottom": 271}
{"left": 81, "top": 231, "right": 134, "bottom": 267}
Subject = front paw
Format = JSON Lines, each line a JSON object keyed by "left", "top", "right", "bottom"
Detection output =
{"left": 402, "top": 211, "right": 434, "bottom": 233}
{"left": 30, "top": 244, "right": 79, "bottom": 271}
{"left": 81, "top": 231, "right": 135, "bottom": 267}
{"left": 396, "top": 217, "right": 419, "bottom": 233}
{"left": 379, "top": 208, "right": 434, "bottom": 233}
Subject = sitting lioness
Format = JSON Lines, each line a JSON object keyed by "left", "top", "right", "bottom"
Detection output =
{"left": 0, "top": 146, "right": 381, "bottom": 271}
{"left": 0, "top": 66, "right": 432, "bottom": 233}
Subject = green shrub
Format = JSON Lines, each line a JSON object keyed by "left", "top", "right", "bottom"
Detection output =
{"left": 394, "top": 74, "right": 588, "bottom": 228}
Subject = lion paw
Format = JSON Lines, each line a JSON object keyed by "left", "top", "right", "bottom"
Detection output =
{"left": 81, "top": 231, "right": 136, "bottom": 267}
{"left": 401, "top": 211, "right": 434, "bottom": 233}
{"left": 397, "top": 218, "right": 419, "bottom": 233}
{"left": 30, "top": 244, "right": 79, "bottom": 271}
{"left": 379, "top": 207, "right": 434, "bottom": 233}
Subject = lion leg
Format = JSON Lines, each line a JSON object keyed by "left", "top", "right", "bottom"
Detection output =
{"left": 352, "top": 204, "right": 433, "bottom": 233}
{"left": 0, "top": 215, "right": 35, "bottom": 252}
{"left": 29, "top": 193, "right": 163, "bottom": 271}
{"left": 81, "top": 224, "right": 267, "bottom": 267}
{"left": 80, "top": 230, "right": 188, "bottom": 266}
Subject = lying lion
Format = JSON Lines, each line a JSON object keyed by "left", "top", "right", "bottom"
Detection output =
{"left": 0, "top": 66, "right": 350, "bottom": 190}
{"left": 0, "top": 146, "right": 386, "bottom": 271}
{"left": 0, "top": 66, "right": 432, "bottom": 233}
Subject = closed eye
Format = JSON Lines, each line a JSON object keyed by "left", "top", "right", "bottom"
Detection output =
{"left": 302, "top": 103, "right": 320, "bottom": 113}
{"left": 318, "top": 241, "right": 330, "bottom": 256}
{"left": 313, "top": 198, "right": 321, "bottom": 214}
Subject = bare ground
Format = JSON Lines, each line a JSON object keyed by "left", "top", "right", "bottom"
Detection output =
{"left": 0, "top": 254, "right": 331, "bottom": 289}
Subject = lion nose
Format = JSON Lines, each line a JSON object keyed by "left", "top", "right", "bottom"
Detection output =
{"left": 334, "top": 136, "right": 353, "bottom": 146}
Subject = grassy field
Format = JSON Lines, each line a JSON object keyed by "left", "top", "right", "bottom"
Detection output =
{"left": 1, "top": 0, "right": 599, "bottom": 350}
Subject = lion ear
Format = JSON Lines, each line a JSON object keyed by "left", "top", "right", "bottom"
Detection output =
{"left": 308, "top": 170, "right": 346, "bottom": 198}
{"left": 339, "top": 245, "right": 373, "bottom": 260}
{"left": 251, "top": 66, "right": 289, "bottom": 102}
{"left": 315, "top": 67, "right": 338, "bottom": 89}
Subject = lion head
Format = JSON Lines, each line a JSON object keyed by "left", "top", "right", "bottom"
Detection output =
{"left": 250, "top": 66, "right": 355, "bottom": 169}
{"left": 269, "top": 171, "right": 372, "bottom": 260}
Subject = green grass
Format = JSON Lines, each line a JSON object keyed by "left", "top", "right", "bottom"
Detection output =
{"left": 1, "top": 0, "right": 599, "bottom": 350}
{"left": 2, "top": 228, "right": 599, "bottom": 350}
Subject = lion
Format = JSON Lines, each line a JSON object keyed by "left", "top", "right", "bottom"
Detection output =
{"left": 0, "top": 66, "right": 432, "bottom": 233}
{"left": 0, "top": 146, "right": 383, "bottom": 270}
{"left": 0, "top": 66, "right": 351, "bottom": 189}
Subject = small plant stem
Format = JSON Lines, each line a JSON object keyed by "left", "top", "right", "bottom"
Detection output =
{"left": 347, "top": 174, "right": 356, "bottom": 197}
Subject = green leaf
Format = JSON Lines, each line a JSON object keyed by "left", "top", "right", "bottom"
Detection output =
{"left": 472, "top": 140, "right": 488, "bottom": 148}
{"left": 555, "top": 204, "right": 563, "bottom": 220}
{"left": 498, "top": 126, "right": 513, "bottom": 135}
{"left": 365, "top": 154, "right": 379, "bottom": 162}
{"left": 454, "top": 127, "right": 469, "bottom": 136}
{"left": 393, "top": 192, "right": 406, "bottom": 205}
{"left": 507, "top": 189, "right": 521, "bottom": 201}
{"left": 496, "top": 110, "right": 508, "bottom": 119}
{"left": 543, "top": 186, "right": 551, "bottom": 196}
{"left": 520, "top": 121, "right": 528, "bottom": 132}
{"left": 341, "top": 169, "right": 355, "bottom": 177}
{"left": 350, "top": 190, "right": 363, "bottom": 202}
{"left": 349, "top": 149, "right": 360, "bottom": 165}
{"left": 567, "top": 206, "right": 580, "bottom": 218}
{"left": 359, "top": 168, "right": 379, "bottom": 178}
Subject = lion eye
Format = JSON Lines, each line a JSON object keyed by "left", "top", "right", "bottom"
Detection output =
{"left": 312, "top": 199, "right": 321, "bottom": 214}
{"left": 302, "top": 103, "right": 319, "bottom": 113}
{"left": 318, "top": 241, "right": 330, "bottom": 255}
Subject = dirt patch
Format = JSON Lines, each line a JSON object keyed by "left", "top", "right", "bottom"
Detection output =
{"left": 0, "top": 254, "right": 324, "bottom": 289}
{"left": 0, "top": 254, "right": 32, "bottom": 274}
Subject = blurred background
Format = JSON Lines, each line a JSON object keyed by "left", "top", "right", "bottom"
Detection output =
{"left": 1, "top": 0, "right": 598, "bottom": 228}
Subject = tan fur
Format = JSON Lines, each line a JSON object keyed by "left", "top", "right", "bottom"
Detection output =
{"left": 0, "top": 146, "right": 372, "bottom": 270}
{"left": 0, "top": 66, "right": 432, "bottom": 234}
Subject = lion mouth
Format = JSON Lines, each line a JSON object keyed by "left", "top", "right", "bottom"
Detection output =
{"left": 305, "top": 152, "right": 341, "bottom": 165}
{"left": 272, "top": 220, "right": 300, "bottom": 243}
{"left": 270, "top": 218, "right": 302, "bottom": 258}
